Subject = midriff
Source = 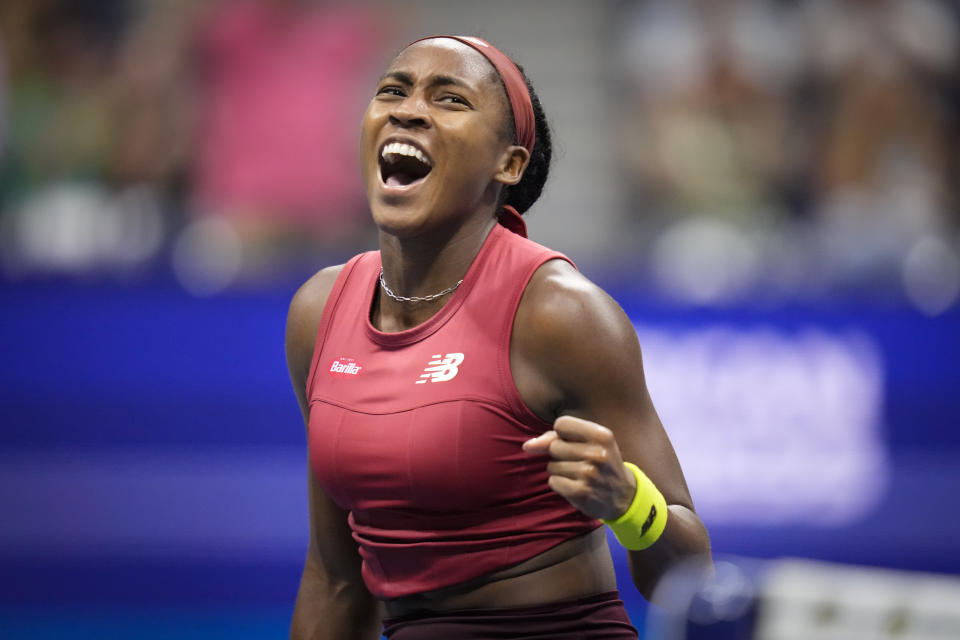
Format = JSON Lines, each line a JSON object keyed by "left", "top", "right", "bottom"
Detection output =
{"left": 383, "top": 527, "right": 616, "bottom": 616}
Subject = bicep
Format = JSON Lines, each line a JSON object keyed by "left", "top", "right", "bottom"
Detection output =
{"left": 519, "top": 264, "right": 695, "bottom": 511}
{"left": 287, "top": 265, "right": 376, "bottom": 617}
{"left": 287, "top": 265, "right": 367, "bottom": 574}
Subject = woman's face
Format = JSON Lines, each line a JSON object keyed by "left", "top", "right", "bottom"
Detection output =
{"left": 360, "top": 38, "right": 518, "bottom": 238}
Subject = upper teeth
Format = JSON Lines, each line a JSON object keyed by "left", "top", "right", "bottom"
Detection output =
{"left": 381, "top": 142, "right": 431, "bottom": 167}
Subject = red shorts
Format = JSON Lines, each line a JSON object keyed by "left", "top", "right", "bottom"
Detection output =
{"left": 382, "top": 590, "right": 638, "bottom": 639}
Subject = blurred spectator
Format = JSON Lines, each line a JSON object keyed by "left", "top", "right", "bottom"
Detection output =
{"left": 191, "top": 0, "right": 385, "bottom": 239}
{"left": 0, "top": 0, "right": 391, "bottom": 287}
{"left": 170, "top": 0, "right": 390, "bottom": 291}
{"left": 0, "top": 1, "right": 125, "bottom": 204}
{"left": 1, "top": 0, "right": 956, "bottom": 306}
{"left": 617, "top": 0, "right": 805, "bottom": 305}
{"left": 802, "top": 0, "right": 958, "bottom": 289}
{"left": 107, "top": 0, "right": 199, "bottom": 193}
{"left": 618, "top": 0, "right": 803, "bottom": 224}
{"left": 626, "top": 42, "right": 788, "bottom": 224}
{"left": 615, "top": 0, "right": 960, "bottom": 308}
{"left": 0, "top": 0, "right": 163, "bottom": 276}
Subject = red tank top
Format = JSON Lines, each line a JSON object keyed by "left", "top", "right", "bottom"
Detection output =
{"left": 306, "top": 223, "right": 602, "bottom": 599}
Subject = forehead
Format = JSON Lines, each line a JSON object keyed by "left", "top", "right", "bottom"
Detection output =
{"left": 386, "top": 38, "right": 499, "bottom": 87}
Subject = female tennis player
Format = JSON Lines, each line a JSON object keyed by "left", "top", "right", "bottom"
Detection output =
{"left": 286, "top": 35, "right": 711, "bottom": 639}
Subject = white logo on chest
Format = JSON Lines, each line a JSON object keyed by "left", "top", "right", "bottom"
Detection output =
{"left": 416, "top": 353, "right": 464, "bottom": 384}
{"left": 328, "top": 357, "right": 362, "bottom": 377}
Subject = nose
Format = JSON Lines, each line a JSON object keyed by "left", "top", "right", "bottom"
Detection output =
{"left": 388, "top": 95, "right": 430, "bottom": 129}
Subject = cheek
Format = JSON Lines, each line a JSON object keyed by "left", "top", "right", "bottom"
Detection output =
{"left": 440, "top": 123, "right": 504, "bottom": 182}
{"left": 358, "top": 110, "right": 380, "bottom": 183}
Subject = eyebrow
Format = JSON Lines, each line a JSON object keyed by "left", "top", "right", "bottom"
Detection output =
{"left": 379, "top": 71, "right": 473, "bottom": 91}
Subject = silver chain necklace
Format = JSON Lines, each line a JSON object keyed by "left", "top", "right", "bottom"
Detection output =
{"left": 379, "top": 269, "right": 464, "bottom": 303}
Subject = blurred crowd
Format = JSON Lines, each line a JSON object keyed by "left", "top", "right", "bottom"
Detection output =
{"left": 616, "top": 0, "right": 960, "bottom": 311}
{"left": 0, "top": 0, "right": 387, "bottom": 292}
{"left": 0, "top": 0, "right": 957, "bottom": 311}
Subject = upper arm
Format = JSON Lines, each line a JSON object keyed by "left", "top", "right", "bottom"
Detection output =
{"left": 512, "top": 260, "right": 695, "bottom": 511}
{"left": 286, "top": 265, "right": 345, "bottom": 424}
{"left": 285, "top": 264, "right": 371, "bottom": 581}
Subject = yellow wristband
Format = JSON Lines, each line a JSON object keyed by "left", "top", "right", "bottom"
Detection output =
{"left": 601, "top": 462, "right": 668, "bottom": 550}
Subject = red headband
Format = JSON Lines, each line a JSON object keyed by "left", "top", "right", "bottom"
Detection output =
{"left": 406, "top": 36, "right": 535, "bottom": 237}
{"left": 406, "top": 35, "right": 536, "bottom": 153}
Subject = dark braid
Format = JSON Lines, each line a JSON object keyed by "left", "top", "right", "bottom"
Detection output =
{"left": 498, "top": 69, "right": 552, "bottom": 215}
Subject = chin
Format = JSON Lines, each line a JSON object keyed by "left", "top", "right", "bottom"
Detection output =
{"left": 369, "top": 200, "right": 431, "bottom": 239}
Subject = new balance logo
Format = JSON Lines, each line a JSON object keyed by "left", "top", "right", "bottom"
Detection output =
{"left": 416, "top": 353, "right": 464, "bottom": 384}
{"left": 329, "top": 357, "right": 362, "bottom": 377}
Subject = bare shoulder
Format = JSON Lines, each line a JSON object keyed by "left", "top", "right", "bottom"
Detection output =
{"left": 512, "top": 259, "right": 646, "bottom": 418}
{"left": 286, "top": 264, "right": 347, "bottom": 414}
{"left": 515, "top": 259, "right": 640, "bottom": 359}
{"left": 287, "top": 264, "right": 346, "bottom": 335}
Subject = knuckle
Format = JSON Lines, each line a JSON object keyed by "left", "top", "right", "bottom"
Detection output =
{"left": 572, "top": 483, "right": 592, "bottom": 499}
{"left": 587, "top": 447, "right": 609, "bottom": 465}
{"left": 547, "top": 439, "right": 562, "bottom": 456}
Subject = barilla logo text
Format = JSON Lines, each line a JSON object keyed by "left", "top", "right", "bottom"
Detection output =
{"left": 329, "top": 357, "right": 362, "bottom": 377}
{"left": 416, "top": 353, "right": 464, "bottom": 384}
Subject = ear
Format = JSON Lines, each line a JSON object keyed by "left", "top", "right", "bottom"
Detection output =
{"left": 493, "top": 145, "right": 531, "bottom": 186}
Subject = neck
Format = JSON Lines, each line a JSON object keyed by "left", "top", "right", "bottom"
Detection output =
{"left": 374, "top": 215, "right": 497, "bottom": 331}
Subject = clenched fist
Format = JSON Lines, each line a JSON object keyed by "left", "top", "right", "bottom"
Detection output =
{"left": 522, "top": 415, "right": 638, "bottom": 521}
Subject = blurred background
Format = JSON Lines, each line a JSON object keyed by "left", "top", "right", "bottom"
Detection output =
{"left": 1, "top": 0, "right": 958, "bottom": 638}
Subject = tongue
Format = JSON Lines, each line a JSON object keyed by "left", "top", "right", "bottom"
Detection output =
{"left": 386, "top": 173, "right": 417, "bottom": 187}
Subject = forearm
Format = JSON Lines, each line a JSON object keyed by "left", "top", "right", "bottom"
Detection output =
{"left": 626, "top": 504, "right": 712, "bottom": 601}
{"left": 291, "top": 559, "right": 382, "bottom": 640}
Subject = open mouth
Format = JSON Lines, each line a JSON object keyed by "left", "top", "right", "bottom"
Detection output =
{"left": 379, "top": 142, "right": 433, "bottom": 188}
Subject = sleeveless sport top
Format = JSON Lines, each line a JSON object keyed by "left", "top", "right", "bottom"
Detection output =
{"left": 306, "top": 223, "right": 603, "bottom": 599}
